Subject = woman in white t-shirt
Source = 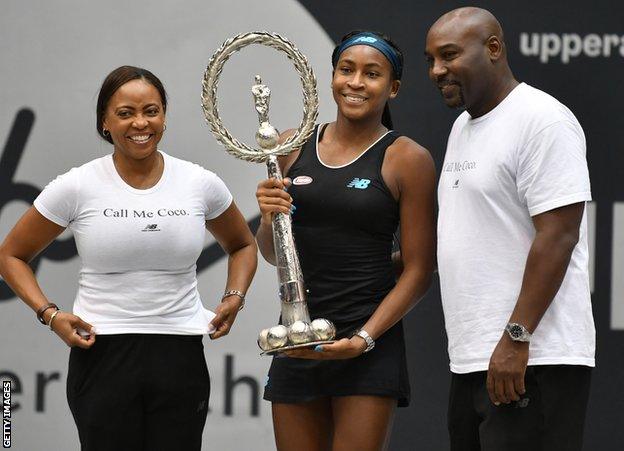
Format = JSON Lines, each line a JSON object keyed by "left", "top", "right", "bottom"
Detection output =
{"left": 0, "top": 65, "right": 258, "bottom": 450}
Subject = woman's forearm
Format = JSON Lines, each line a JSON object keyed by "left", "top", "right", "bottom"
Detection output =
{"left": 255, "top": 220, "right": 277, "bottom": 266}
{"left": 361, "top": 265, "right": 432, "bottom": 340}
{"left": 224, "top": 241, "right": 258, "bottom": 294}
{"left": 0, "top": 253, "right": 54, "bottom": 319}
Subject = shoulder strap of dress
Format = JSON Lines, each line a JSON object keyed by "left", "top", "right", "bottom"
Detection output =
{"left": 284, "top": 124, "right": 320, "bottom": 176}
{"left": 318, "top": 123, "right": 329, "bottom": 141}
{"left": 369, "top": 130, "right": 402, "bottom": 170}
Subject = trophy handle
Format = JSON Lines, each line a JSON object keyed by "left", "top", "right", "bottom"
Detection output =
{"left": 266, "top": 155, "right": 311, "bottom": 327}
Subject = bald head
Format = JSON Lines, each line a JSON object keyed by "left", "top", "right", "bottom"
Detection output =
{"left": 429, "top": 7, "right": 506, "bottom": 56}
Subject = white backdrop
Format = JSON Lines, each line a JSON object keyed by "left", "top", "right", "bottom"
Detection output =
{"left": 0, "top": 1, "right": 334, "bottom": 449}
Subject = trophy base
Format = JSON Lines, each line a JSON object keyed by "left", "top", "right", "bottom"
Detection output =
{"left": 260, "top": 340, "right": 335, "bottom": 356}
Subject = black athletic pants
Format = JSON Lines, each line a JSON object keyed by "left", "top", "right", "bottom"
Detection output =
{"left": 67, "top": 334, "right": 210, "bottom": 451}
{"left": 448, "top": 365, "right": 592, "bottom": 451}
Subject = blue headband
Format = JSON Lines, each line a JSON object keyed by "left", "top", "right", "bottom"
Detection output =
{"left": 332, "top": 32, "right": 402, "bottom": 79}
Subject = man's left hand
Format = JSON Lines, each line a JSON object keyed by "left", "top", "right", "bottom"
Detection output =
{"left": 486, "top": 334, "right": 529, "bottom": 405}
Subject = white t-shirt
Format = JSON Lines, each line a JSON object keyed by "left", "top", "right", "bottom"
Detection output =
{"left": 34, "top": 151, "right": 232, "bottom": 335}
{"left": 438, "top": 83, "right": 595, "bottom": 374}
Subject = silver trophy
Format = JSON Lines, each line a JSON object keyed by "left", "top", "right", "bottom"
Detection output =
{"left": 201, "top": 31, "right": 336, "bottom": 355}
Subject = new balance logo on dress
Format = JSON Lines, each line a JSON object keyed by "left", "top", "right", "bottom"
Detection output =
{"left": 347, "top": 178, "right": 371, "bottom": 189}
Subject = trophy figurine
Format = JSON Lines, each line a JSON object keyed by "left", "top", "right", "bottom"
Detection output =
{"left": 201, "top": 32, "right": 336, "bottom": 354}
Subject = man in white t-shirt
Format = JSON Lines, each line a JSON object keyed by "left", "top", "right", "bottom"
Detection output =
{"left": 425, "top": 7, "right": 594, "bottom": 451}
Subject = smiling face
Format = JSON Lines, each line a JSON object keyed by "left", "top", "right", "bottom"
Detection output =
{"left": 332, "top": 45, "right": 400, "bottom": 123}
{"left": 425, "top": 19, "right": 494, "bottom": 112}
{"left": 102, "top": 78, "right": 165, "bottom": 161}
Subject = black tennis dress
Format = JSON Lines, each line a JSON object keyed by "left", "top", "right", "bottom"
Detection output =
{"left": 263, "top": 124, "right": 410, "bottom": 407}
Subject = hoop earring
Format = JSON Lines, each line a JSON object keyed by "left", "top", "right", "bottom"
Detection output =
{"left": 163, "top": 124, "right": 167, "bottom": 132}
{"left": 102, "top": 129, "right": 110, "bottom": 137}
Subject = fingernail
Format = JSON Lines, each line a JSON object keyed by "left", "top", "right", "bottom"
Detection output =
{"left": 314, "top": 345, "right": 323, "bottom": 352}
{"left": 494, "top": 402, "right": 500, "bottom": 406}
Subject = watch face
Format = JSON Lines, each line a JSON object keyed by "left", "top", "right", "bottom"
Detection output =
{"left": 509, "top": 324, "right": 524, "bottom": 338}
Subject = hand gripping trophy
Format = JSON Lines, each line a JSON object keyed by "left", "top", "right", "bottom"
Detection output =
{"left": 201, "top": 32, "right": 336, "bottom": 354}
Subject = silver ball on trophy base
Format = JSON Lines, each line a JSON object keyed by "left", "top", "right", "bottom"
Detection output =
{"left": 288, "top": 320, "right": 312, "bottom": 345}
{"left": 267, "top": 325, "right": 288, "bottom": 349}
{"left": 311, "top": 318, "right": 336, "bottom": 341}
{"left": 257, "top": 328, "right": 271, "bottom": 351}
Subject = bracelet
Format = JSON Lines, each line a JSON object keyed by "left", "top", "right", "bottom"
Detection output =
{"left": 36, "top": 303, "right": 59, "bottom": 325}
{"left": 48, "top": 310, "right": 60, "bottom": 331}
{"left": 221, "top": 290, "right": 245, "bottom": 311}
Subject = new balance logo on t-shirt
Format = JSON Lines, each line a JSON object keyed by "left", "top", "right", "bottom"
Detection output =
{"left": 347, "top": 178, "right": 371, "bottom": 189}
{"left": 142, "top": 224, "right": 161, "bottom": 232}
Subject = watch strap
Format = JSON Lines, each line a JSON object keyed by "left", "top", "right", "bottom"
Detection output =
{"left": 354, "top": 329, "right": 375, "bottom": 353}
{"left": 505, "top": 322, "right": 532, "bottom": 342}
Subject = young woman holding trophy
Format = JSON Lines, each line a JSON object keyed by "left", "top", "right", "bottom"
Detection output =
{"left": 255, "top": 31, "right": 436, "bottom": 450}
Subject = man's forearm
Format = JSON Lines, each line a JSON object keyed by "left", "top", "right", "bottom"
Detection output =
{"left": 508, "top": 228, "right": 579, "bottom": 333}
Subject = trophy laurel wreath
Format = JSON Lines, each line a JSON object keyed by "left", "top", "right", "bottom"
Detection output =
{"left": 201, "top": 31, "right": 336, "bottom": 354}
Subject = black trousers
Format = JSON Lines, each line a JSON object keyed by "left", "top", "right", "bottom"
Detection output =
{"left": 448, "top": 365, "right": 592, "bottom": 451}
{"left": 67, "top": 334, "right": 210, "bottom": 451}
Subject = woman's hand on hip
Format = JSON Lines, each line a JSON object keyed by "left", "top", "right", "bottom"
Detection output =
{"left": 209, "top": 296, "right": 242, "bottom": 340}
{"left": 49, "top": 312, "right": 96, "bottom": 349}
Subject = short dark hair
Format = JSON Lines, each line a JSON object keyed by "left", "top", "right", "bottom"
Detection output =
{"left": 96, "top": 66, "right": 168, "bottom": 144}
{"left": 332, "top": 31, "right": 403, "bottom": 129}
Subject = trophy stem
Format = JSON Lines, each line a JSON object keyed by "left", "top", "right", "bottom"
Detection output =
{"left": 266, "top": 155, "right": 311, "bottom": 327}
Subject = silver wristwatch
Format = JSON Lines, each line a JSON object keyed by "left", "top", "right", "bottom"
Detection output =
{"left": 354, "top": 329, "right": 375, "bottom": 353}
{"left": 505, "top": 322, "right": 532, "bottom": 342}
